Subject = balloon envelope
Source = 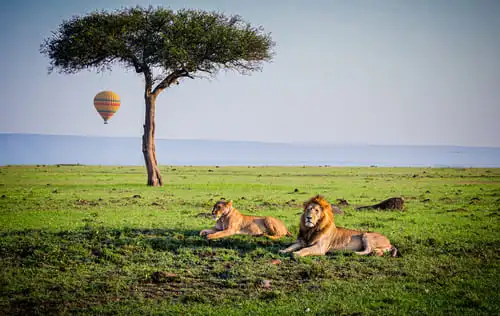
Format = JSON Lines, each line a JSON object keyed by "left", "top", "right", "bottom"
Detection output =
{"left": 93, "top": 91, "right": 120, "bottom": 124}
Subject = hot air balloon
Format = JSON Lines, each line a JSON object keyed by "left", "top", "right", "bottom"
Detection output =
{"left": 93, "top": 91, "right": 120, "bottom": 124}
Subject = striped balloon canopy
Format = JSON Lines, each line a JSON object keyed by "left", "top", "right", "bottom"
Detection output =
{"left": 93, "top": 91, "right": 120, "bottom": 124}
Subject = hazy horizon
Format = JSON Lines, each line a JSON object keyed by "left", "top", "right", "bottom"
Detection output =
{"left": 1, "top": 1, "right": 500, "bottom": 147}
{"left": 2, "top": 133, "right": 500, "bottom": 167}
{"left": 2, "top": 132, "right": 500, "bottom": 149}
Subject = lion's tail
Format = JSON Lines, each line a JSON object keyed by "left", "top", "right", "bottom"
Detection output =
{"left": 390, "top": 246, "right": 398, "bottom": 257}
{"left": 286, "top": 231, "right": 293, "bottom": 237}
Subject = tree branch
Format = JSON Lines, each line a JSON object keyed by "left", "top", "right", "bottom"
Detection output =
{"left": 151, "top": 68, "right": 194, "bottom": 97}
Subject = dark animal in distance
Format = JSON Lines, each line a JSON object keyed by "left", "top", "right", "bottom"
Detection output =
{"left": 356, "top": 197, "right": 405, "bottom": 211}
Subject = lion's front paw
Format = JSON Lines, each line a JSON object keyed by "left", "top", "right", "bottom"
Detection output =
{"left": 199, "top": 230, "right": 210, "bottom": 237}
{"left": 279, "top": 249, "right": 288, "bottom": 254}
{"left": 205, "top": 233, "right": 216, "bottom": 240}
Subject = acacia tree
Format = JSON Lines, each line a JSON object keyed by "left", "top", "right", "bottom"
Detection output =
{"left": 40, "top": 6, "right": 275, "bottom": 186}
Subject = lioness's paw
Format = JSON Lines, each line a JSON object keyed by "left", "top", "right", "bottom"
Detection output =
{"left": 200, "top": 229, "right": 213, "bottom": 237}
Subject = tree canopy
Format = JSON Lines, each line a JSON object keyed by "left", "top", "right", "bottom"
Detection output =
{"left": 40, "top": 6, "right": 275, "bottom": 186}
{"left": 41, "top": 6, "right": 275, "bottom": 96}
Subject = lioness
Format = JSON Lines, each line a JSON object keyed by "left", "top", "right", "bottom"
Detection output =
{"left": 280, "top": 195, "right": 397, "bottom": 258}
{"left": 200, "top": 200, "right": 292, "bottom": 240}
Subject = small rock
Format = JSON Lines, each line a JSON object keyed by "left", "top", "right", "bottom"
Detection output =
{"left": 331, "top": 206, "right": 344, "bottom": 215}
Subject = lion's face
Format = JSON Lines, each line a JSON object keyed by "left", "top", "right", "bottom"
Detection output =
{"left": 303, "top": 202, "right": 323, "bottom": 228}
{"left": 211, "top": 200, "right": 232, "bottom": 220}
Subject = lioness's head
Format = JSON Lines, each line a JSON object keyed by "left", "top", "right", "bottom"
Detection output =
{"left": 302, "top": 195, "right": 333, "bottom": 228}
{"left": 211, "top": 200, "right": 233, "bottom": 220}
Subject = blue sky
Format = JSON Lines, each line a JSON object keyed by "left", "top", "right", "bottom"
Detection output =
{"left": 1, "top": 0, "right": 499, "bottom": 147}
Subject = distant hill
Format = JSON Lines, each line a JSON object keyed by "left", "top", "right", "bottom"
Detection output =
{"left": 1, "top": 133, "right": 499, "bottom": 167}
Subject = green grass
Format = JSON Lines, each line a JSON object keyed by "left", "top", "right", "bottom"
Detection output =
{"left": 0, "top": 165, "right": 499, "bottom": 315}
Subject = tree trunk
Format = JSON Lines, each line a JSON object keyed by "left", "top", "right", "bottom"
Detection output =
{"left": 142, "top": 93, "right": 163, "bottom": 186}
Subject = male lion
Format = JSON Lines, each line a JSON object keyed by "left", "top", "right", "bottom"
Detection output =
{"left": 200, "top": 200, "right": 292, "bottom": 240}
{"left": 280, "top": 195, "right": 397, "bottom": 258}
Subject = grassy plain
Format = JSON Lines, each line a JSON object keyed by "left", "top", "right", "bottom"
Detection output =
{"left": 0, "top": 165, "right": 499, "bottom": 315}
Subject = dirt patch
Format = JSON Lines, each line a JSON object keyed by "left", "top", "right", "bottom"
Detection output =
{"left": 455, "top": 181, "right": 500, "bottom": 185}
{"left": 446, "top": 208, "right": 469, "bottom": 213}
{"left": 469, "top": 197, "right": 481, "bottom": 204}
{"left": 151, "top": 271, "right": 179, "bottom": 283}
{"left": 439, "top": 197, "right": 455, "bottom": 204}
{"left": 75, "top": 199, "right": 99, "bottom": 206}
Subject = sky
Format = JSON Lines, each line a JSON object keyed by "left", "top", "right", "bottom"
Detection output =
{"left": 1, "top": 0, "right": 499, "bottom": 147}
